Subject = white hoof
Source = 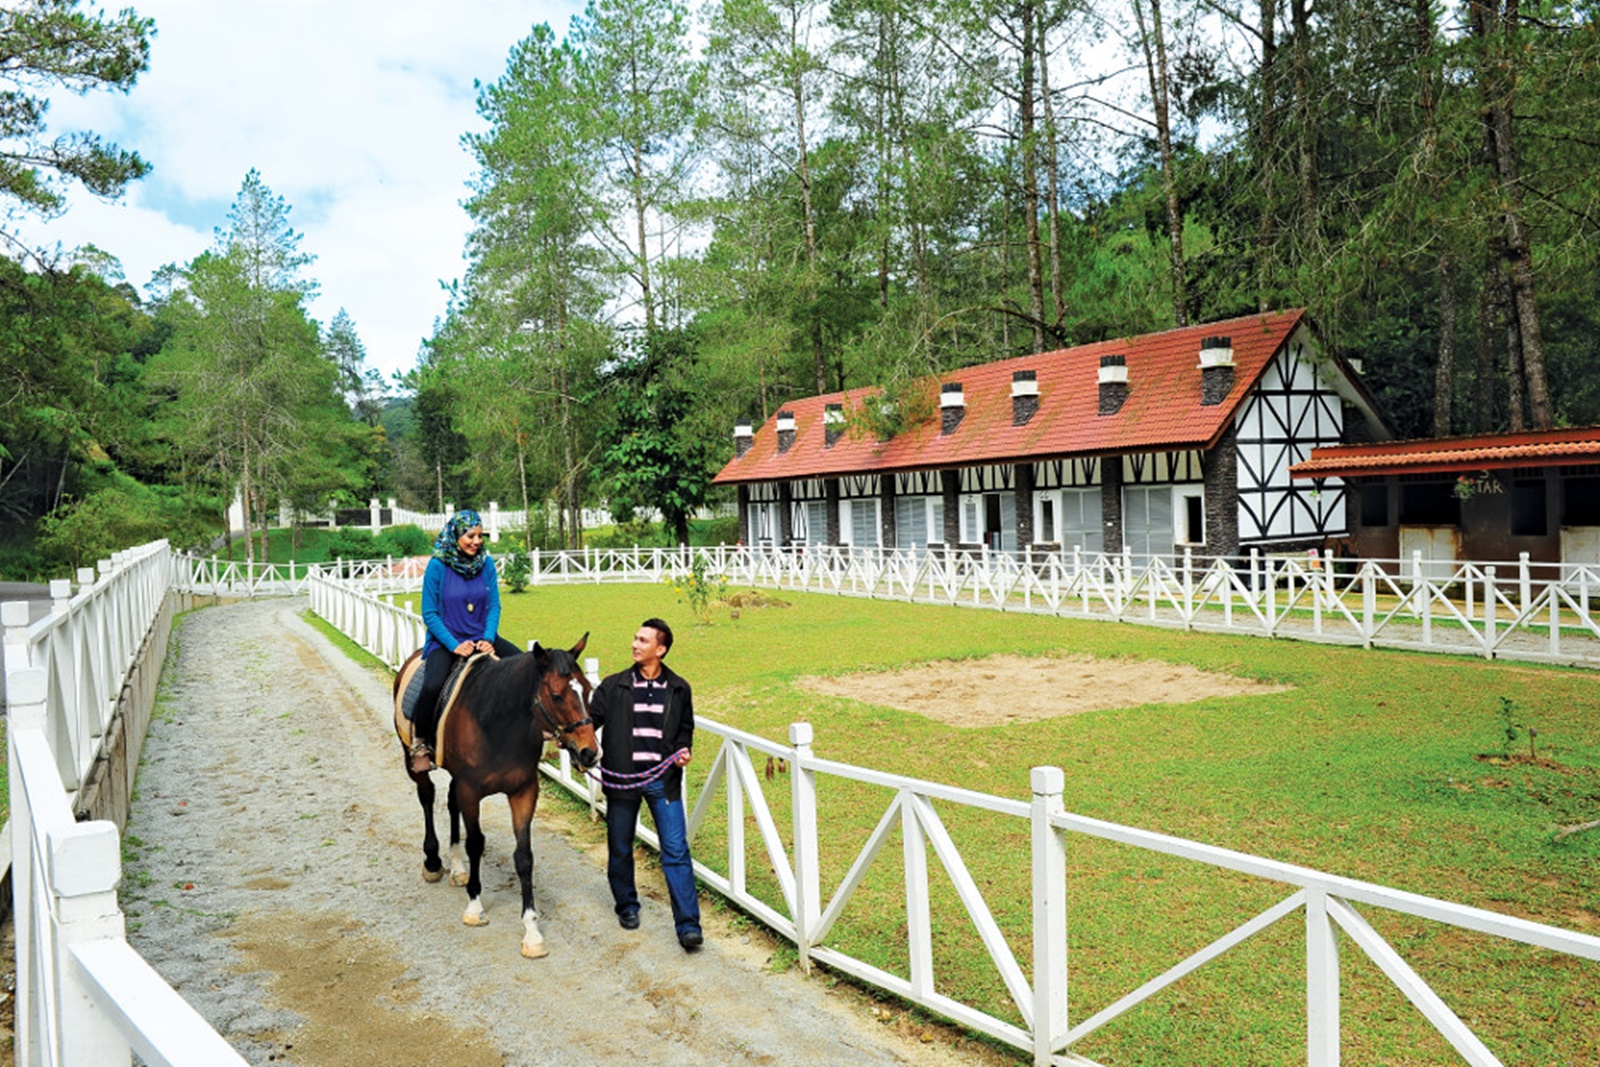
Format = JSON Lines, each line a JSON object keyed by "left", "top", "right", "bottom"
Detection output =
{"left": 521, "top": 915, "right": 547, "bottom": 959}
{"left": 462, "top": 899, "right": 488, "bottom": 927}
{"left": 450, "top": 869, "right": 470, "bottom": 887}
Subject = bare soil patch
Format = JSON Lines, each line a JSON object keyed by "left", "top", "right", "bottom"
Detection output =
{"left": 799, "top": 653, "right": 1291, "bottom": 727}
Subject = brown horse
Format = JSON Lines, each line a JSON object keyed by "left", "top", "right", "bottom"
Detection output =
{"left": 393, "top": 636, "right": 599, "bottom": 958}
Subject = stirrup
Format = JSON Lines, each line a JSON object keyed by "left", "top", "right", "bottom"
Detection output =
{"left": 409, "top": 739, "right": 435, "bottom": 773}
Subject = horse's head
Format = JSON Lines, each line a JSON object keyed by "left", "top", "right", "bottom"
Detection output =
{"left": 531, "top": 633, "right": 599, "bottom": 769}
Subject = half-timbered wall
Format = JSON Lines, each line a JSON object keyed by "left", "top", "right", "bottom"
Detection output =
{"left": 1120, "top": 451, "right": 1204, "bottom": 485}
{"left": 1234, "top": 332, "right": 1349, "bottom": 546}
{"left": 1034, "top": 457, "right": 1101, "bottom": 489}
{"left": 838, "top": 474, "right": 881, "bottom": 499}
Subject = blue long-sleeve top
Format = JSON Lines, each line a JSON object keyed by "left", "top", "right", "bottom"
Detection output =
{"left": 421, "top": 555, "right": 502, "bottom": 657}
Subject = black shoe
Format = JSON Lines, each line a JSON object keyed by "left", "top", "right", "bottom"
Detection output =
{"left": 678, "top": 929, "right": 703, "bottom": 951}
{"left": 618, "top": 910, "right": 640, "bottom": 930}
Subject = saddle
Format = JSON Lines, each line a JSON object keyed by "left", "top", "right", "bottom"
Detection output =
{"left": 396, "top": 651, "right": 493, "bottom": 768}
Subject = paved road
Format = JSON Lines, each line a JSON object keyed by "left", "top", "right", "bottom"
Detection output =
{"left": 122, "top": 598, "right": 998, "bottom": 1067}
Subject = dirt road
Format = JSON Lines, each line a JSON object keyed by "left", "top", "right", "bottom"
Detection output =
{"left": 123, "top": 598, "right": 1002, "bottom": 1067}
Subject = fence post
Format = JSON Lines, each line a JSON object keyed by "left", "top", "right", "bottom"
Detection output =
{"left": 50, "top": 820, "right": 132, "bottom": 1065}
{"left": 1519, "top": 552, "right": 1531, "bottom": 618}
{"left": 1306, "top": 885, "right": 1340, "bottom": 1067}
{"left": 1031, "top": 767, "right": 1067, "bottom": 1067}
{"left": 789, "top": 723, "right": 819, "bottom": 974}
{"left": 6, "top": 661, "right": 45, "bottom": 1067}
{"left": 1484, "top": 565, "right": 1497, "bottom": 657}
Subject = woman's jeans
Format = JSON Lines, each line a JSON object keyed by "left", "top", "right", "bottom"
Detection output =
{"left": 605, "top": 779, "right": 702, "bottom": 935}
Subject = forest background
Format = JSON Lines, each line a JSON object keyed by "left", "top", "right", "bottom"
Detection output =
{"left": 2, "top": 0, "right": 1598, "bottom": 579}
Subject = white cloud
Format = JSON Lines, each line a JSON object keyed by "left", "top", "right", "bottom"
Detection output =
{"left": 17, "top": 0, "right": 586, "bottom": 380}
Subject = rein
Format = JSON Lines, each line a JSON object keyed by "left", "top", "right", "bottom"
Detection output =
{"left": 582, "top": 750, "right": 689, "bottom": 791}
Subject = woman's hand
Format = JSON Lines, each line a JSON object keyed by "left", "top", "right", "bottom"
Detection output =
{"left": 472, "top": 639, "right": 494, "bottom": 655}
{"left": 454, "top": 641, "right": 475, "bottom": 656}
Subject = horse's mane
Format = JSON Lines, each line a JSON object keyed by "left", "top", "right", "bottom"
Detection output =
{"left": 464, "top": 653, "right": 544, "bottom": 729}
{"left": 463, "top": 649, "right": 579, "bottom": 729}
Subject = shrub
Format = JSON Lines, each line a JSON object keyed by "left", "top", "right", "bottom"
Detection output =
{"left": 381, "top": 524, "right": 433, "bottom": 556}
{"left": 325, "top": 528, "right": 386, "bottom": 560}
{"left": 35, "top": 480, "right": 218, "bottom": 576}
{"left": 695, "top": 514, "right": 740, "bottom": 546}
{"left": 501, "top": 551, "right": 532, "bottom": 594}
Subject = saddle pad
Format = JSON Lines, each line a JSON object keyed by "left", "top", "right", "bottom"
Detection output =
{"left": 399, "top": 662, "right": 428, "bottom": 722}
{"left": 434, "top": 653, "right": 490, "bottom": 768}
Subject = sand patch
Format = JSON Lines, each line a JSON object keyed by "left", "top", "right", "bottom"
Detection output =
{"left": 798, "top": 653, "right": 1291, "bottom": 726}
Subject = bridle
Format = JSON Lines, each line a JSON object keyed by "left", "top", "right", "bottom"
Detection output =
{"left": 534, "top": 667, "right": 594, "bottom": 744}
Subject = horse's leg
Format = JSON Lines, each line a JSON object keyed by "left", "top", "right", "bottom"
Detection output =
{"left": 507, "top": 784, "right": 546, "bottom": 958}
{"left": 447, "top": 776, "right": 468, "bottom": 887}
{"left": 414, "top": 770, "right": 444, "bottom": 882}
{"left": 457, "top": 786, "right": 490, "bottom": 927}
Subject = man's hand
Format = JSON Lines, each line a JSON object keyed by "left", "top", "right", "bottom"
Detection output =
{"left": 675, "top": 749, "right": 692, "bottom": 767}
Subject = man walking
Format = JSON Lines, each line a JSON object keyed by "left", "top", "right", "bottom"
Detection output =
{"left": 590, "top": 617, "right": 704, "bottom": 950}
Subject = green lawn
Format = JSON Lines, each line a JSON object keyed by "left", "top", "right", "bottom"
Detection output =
{"left": 490, "top": 582, "right": 1600, "bottom": 1064}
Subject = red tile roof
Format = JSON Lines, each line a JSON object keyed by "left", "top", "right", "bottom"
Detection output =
{"left": 1291, "top": 426, "right": 1600, "bottom": 479}
{"left": 714, "top": 310, "right": 1314, "bottom": 484}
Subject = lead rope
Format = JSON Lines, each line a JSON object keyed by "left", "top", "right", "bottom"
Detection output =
{"left": 583, "top": 749, "right": 689, "bottom": 791}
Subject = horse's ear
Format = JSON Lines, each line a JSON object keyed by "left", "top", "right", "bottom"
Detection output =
{"left": 530, "top": 641, "right": 547, "bottom": 662}
{"left": 571, "top": 631, "right": 589, "bottom": 655}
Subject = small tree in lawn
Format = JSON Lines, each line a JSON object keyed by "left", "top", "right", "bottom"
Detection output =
{"left": 598, "top": 326, "right": 716, "bottom": 546}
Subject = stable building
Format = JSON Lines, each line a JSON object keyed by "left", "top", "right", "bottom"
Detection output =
{"left": 713, "top": 309, "right": 1390, "bottom": 561}
{"left": 1290, "top": 426, "right": 1600, "bottom": 569}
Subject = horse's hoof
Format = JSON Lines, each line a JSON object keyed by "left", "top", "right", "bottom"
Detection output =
{"left": 521, "top": 940, "right": 549, "bottom": 959}
{"left": 450, "top": 870, "right": 469, "bottom": 887}
{"left": 422, "top": 865, "right": 445, "bottom": 883}
{"left": 462, "top": 911, "right": 489, "bottom": 927}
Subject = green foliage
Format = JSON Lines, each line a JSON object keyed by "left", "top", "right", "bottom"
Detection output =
{"left": 500, "top": 550, "right": 531, "bottom": 594}
{"left": 34, "top": 476, "right": 216, "bottom": 575}
{"left": 382, "top": 524, "right": 433, "bottom": 556}
{"left": 0, "top": 0, "right": 152, "bottom": 229}
{"left": 586, "top": 518, "right": 667, "bottom": 549}
{"left": 597, "top": 327, "right": 718, "bottom": 546}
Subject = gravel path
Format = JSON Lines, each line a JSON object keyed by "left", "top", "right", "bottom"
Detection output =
{"left": 124, "top": 598, "right": 1001, "bottom": 1067}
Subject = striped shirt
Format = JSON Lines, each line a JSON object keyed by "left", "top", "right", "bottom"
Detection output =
{"left": 630, "top": 670, "right": 669, "bottom": 766}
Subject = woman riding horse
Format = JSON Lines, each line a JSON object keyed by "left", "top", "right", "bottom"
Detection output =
{"left": 410, "top": 509, "right": 519, "bottom": 772}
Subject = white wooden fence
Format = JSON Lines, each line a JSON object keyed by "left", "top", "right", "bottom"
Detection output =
{"left": 2, "top": 541, "right": 247, "bottom": 1067}
{"left": 288, "top": 542, "right": 1600, "bottom": 667}
{"left": 309, "top": 563, "right": 1600, "bottom": 1066}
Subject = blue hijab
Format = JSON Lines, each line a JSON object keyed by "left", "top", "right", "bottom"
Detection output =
{"left": 433, "top": 509, "right": 489, "bottom": 578}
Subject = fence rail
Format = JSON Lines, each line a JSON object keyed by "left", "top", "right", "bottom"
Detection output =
{"left": 282, "top": 543, "right": 1600, "bottom": 668}
{"left": 3, "top": 541, "right": 247, "bottom": 1066}
{"left": 308, "top": 562, "right": 1600, "bottom": 1066}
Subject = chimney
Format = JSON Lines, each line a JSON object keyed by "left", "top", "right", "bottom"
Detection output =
{"left": 776, "top": 410, "right": 797, "bottom": 453}
{"left": 1198, "top": 335, "right": 1235, "bottom": 406}
{"left": 824, "top": 402, "right": 845, "bottom": 447}
{"left": 1011, "top": 370, "right": 1039, "bottom": 426}
{"left": 1097, "top": 355, "right": 1129, "bottom": 416}
{"left": 939, "top": 382, "right": 965, "bottom": 435}
{"left": 733, "top": 424, "right": 754, "bottom": 458}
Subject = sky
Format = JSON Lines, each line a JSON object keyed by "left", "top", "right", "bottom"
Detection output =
{"left": 19, "top": 0, "right": 585, "bottom": 383}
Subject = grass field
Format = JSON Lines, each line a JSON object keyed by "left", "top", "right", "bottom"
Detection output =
{"left": 483, "top": 581, "right": 1600, "bottom": 1065}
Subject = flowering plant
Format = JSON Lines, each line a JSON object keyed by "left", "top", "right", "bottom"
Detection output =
{"left": 664, "top": 551, "right": 728, "bottom": 623}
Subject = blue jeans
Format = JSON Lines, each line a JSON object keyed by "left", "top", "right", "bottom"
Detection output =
{"left": 606, "top": 779, "right": 701, "bottom": 935}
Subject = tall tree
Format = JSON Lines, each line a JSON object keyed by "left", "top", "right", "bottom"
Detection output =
{"left": 571, "top": 0, "right": 700, "bottom": 336}
{"left": 146, "top": 173, "right": 348, "bottom": 564}
{"left": 0, "top": 0, "right": 152, "bottom": 259}
{"left": 706, "top": 0, "right": 834, "bottom": 387}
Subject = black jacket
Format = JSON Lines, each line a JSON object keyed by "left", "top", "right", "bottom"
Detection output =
{"left": 590, "top": 663, "right": 695, "bottom": 800}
